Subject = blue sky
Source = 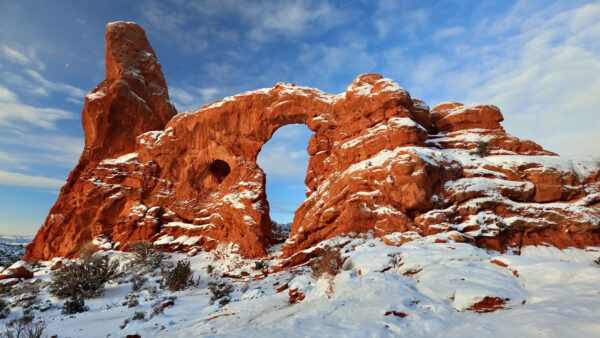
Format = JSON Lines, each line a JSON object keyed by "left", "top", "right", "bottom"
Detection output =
{"left": 0, "top": 0, "right": 599, "bottom": 235}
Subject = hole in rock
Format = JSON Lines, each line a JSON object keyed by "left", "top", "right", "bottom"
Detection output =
{"left": 209, "top": 159, "right": 231, "bottom": 183}
{"left": 257, "top": 124, "right": 314, "bottom": 239}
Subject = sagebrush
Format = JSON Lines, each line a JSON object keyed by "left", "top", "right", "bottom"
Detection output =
{"left": 208, "top": 281, "right": 233, "bottom": 306}
{"left": 49, "top": 252, "right": 120, "bottom": 299}
{"left": 161, "top": 260, "right": 193, "bottom": 291}
{"left": 311, "top": 246, "right": 344, "bottom": 278}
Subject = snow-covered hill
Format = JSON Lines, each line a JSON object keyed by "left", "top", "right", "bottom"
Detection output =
{"left": 1, "top": 234, "right": 600, "bottom": 337}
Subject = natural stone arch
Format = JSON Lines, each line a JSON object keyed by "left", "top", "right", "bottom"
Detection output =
{"left": 25, "top": 22, "right": 600, "bottom": 263}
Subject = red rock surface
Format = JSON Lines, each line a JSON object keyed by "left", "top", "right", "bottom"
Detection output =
{"left": 464, "top": 297, "right": 507, "bottom": 313}
{"left": 0, "top": 261, "right": 34, "bottom": 281}
{"left": 25, "top": 22, "right": 600, "bottom": 262}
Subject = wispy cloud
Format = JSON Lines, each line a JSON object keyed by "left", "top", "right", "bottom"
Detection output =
{"left": 0, "top": 170, "right": 65, "bottom": 189}
{"left": 0, "top": 85, "right": 75, "bottom": 130}
{"left": 245, "top": 1, "right": 345, "bottom": 42}
{"left": 257, "top": 144, "right": 310, "bottom": 181}
{"left": 384, "top": 1, "right": 600, "bottom": 157}
{"left": 432, "top": 26, "right": 466, "bottom": 41}
{"left": 24, "top": 69, "right": 87, "bottom": 102}
{"left": 1, "top": 44, "right": 45, "bottom": 70}
{"left": 465, "top": 1, "right": 600, "bottom": 156}
{"left": 257, "top": 125, "right": 313, "bottom": 183}
{"left": 170, "top": 86, "right": 222, "bottom": 112}
{"left": 141, "top": 0, "right": 349, "bottom": 48}
{"left": 374, "top": 1, "right": 429, "bottom": 39}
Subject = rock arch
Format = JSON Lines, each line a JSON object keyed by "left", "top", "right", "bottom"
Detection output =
{"left": 25, "top": 22, "right": 600, "bottom": 261}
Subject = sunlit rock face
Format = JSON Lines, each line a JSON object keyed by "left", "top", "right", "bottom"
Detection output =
{"left": 25, "top": 22, "right": 600, "bottom": 261}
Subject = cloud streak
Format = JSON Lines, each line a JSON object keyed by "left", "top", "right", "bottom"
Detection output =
{"left": 0, "top": 85, "right": 75, "bottom": 130}
{"left": 0, "top": 170, "right": 65, "bottom": 189}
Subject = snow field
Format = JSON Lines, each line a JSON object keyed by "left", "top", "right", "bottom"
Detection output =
{"left": 2, "top": 235, "right": 599, "bottom": 337}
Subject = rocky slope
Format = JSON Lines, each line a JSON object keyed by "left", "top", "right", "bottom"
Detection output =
{"left": 25, "top": 22, "right": 599, "bottom": 262}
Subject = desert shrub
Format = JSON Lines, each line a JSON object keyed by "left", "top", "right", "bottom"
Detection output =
{"left": 470, "top": 141, "right": 489, "bottom": 157}
{"left": 49, "top": 252, "right": 120, "bottom": 299}
{"left": 120, "top": 310, "right": 147, "bottom": 329}
{"left": 3, "top": 315, "right": 47, "bottom": 338}
{"left": 122, "top": 293, "right": 139, "bottom": 308}
{"left": 208, "top": 282, "right": 233, "bottom": 306}
{"left": 206, "top": 264, "right": 214, "bottom": 274}
{"left": 11, "top": 280, "right": 42, "bottom": 297}
{"left": 130, "top": 275, "right": 147, "bottom": 292}
{"left": 0, "top": 286, "right": 12, "bottom": 297}
{"left": 311, "top": 246, "right": 343, "bottom": 278}
{"left": 388, "top": 252, "right": 402, "bottom": 270}
{"left": 131, "top": 311, "right": 146, "bottom": 321}
{"left": 0, "top": 299, "right": 9, "bottom": 319}
{"left": 9, "top": 280, "right": 43, "bottom": 311}
{"left": 161, "top": 260, "right": 192, "bottom": 291}
{"left": 25, "top": 260, "right": 42, "bottom": 270}
{"left": 61, "top": 294, "right": 88, "bottom": 315}
{"left": 150, "top": 301, "right": 164, "bottom": 318}
{"left": 254, "top": 260, "right": 266, "bottom": 270}
{"left": 129, "top": 242, "right": 164, "bottom": 271}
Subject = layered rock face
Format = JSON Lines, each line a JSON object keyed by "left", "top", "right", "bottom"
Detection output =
{"left": 25, "top": 23, "right": 600, "bottom": 261}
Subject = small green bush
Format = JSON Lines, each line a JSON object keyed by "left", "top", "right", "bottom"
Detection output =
{"left": 129, "top": 242, "right": 164, "bottom": 271}
{"left": 161, "top": 260, "right": 193, "bottom": 291}
{"left": 131, "top": 311, "right": 146, "bottom": 321}
{"left": 130, "top": 275, "right": 147, "bottom": 292}
{"left": 49, "top": 252, "right": 120, "bottom": 299}
{"left": 311, "top": 246, "right": 343, "bottom": 278}
{"left": 206, "top": 264, "right": 214, "bottom": 274}
{"left": 61, "top": 294, "right": 88, "bottom": 315}
{"left": 254, "top": 261, "right": 266, "bottom": 270}
{"left": 470, "top": 141, "right": 489, "bottom": 157}
{"left": 208, "top": 282, "right": 233, "bottom": 306}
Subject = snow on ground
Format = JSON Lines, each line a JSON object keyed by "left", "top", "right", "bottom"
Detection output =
{"left": 1, "top": 235, "right": 600, "bottom": 337}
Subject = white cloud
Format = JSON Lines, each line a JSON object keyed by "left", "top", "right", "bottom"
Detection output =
{"left": 0, "top": 45, "right": 45, "bottom": 70}
{"left": 298, "top": 42, "right": 377, "bottom": 84}
{"left": 385, "top": 1, "right": 600, "bottom": 157}
{"left": 0, "top": 170, "right": 65, "bottom": 189}
{"left": 0, "top": 132, "right": 83, "bottom": 168}
{"left": 144, "top": 0, "right": 348, "bottom": 46}
{"left": 257, "top": 125, "right": 313, "bottom": 182}
{"left": 432, "top": 26, "right": 466, "bottom": 40}
{"left": 246, "top": 1, "right": 342, "bottom": 42}
{"left": 464, "top": 2, "right": 600, "bottom": 156}
{"left": 374, "top": 3, "right": 429, "bottom": 39}
{"left": 24, "top": 69, "right": 87, "bottom": 100}
{"left": 0, "top": 85, "right": 75, "bottom": 130}
{"left": 197, "top": 88, "right": 220, "bottom": 102}
{"left": 169, "top": 86, "right": 222, "bottom": 112}
{"left": 1, "top": 45, "right": 29, "bottom": 64}
{"left": 141, "top": 0, "right": 188, "bottom": 31}
{"left": 257, "top": 144, "right": 309, "bottom": 181}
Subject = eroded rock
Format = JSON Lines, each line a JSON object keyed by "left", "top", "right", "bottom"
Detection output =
{"left": 25, "top": 22, "right": 600, "bottom": 262}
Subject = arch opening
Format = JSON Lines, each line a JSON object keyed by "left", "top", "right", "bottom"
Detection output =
{"left": 257, "top": 124, "right": 314, "bottom": 233}
{"left": 209, "top": 159, "right": 231, "bottom": 183}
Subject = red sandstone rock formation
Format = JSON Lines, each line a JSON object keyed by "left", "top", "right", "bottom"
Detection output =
{"left": 25, "top": 22, "right": 600, "bottom": 262}
{"left": 0, "top": 261, "right": 34, "bottom": 283}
